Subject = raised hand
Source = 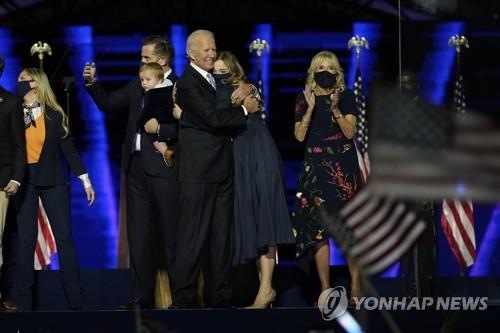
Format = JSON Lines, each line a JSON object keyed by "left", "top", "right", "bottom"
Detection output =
{"left": 330, "top": 89, "right": 340, "bottom": 107}
{"left": 83, "top": 62, "right": 96, "bottom": 83}
{"left": 303, "top": 84, "right": 315, "bottom": 110}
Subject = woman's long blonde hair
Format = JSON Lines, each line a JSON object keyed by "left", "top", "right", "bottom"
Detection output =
{"left": 22, "top": 68, "right": 69, "bottom": 137}
{"left": 216, "top": 51, "right": 247, "bottom": 86}
{"left": 306, "top": 51, "right": 345, "bottom": 93}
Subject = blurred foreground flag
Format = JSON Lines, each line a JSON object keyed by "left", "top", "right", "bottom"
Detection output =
{"left": 317, "top": 188, "right": 426, "bottom": 276}
{"left": 368, "top": 85, "right": 500, "bottom": 202}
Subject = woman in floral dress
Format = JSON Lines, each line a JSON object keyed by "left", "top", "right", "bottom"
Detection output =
{"left": 292, "top": 50, "right": 362, "bottom": 299}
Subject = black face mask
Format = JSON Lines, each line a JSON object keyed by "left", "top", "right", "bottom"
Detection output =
{"left": 213, "top": 73, "right": 231, "bottom": 82}
{"left": 314, "top": 71, "right": 337, "bottom": 89}
{"left": 16, "top": 80, "right": 33, "bottom": 98}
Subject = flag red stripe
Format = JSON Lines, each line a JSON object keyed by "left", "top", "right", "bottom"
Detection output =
{"left": 441, "top": 212, "right": 468, "bottom": 269}
{"left": 39, "top": 211, "right": 56, "bottom": 253}
{"left": 446, "top": 201, "right": 476, "bottom": 260}
{"left": 34, "top": 241, "right": 47, "bottom": 268}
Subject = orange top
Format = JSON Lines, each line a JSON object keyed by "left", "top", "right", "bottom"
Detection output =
{"left": 26, "top": 114, "right": 46, "bottom": 164}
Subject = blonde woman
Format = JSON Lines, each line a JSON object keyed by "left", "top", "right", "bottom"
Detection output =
{"left": 213, "top": 51, "right": 294, "bottom": 308}
{"left": 292, "top": 51, "right": 362, "bottom": 302}
{"left": 15, "top": 68, "right": 95, "bottom": 311}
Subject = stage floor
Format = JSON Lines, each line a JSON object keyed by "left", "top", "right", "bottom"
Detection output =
{"left": 1, "top": 268, "right": 499, "bottom": 332}
{"left": 1, "top": 306, "right": 500, "bottom": 333}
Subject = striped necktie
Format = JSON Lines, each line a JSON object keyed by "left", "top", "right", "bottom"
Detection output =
{"left": 207, "top": 73, "right": 216, "bottom": 90}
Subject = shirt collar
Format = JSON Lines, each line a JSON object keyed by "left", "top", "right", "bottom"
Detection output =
{"left": 164, "top": 68, "right": 172, "bottom": 80}
{"left": 190, "top": 62, "right": 211, "bottom": 79}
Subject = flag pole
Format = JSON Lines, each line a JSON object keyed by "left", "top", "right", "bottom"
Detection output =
{"left": 249, "top": 38, "right": 269, "bottom": 122}
{"left": 29, "top": 41, "right": 57, "bottom": 270}
{"left": 30, "top": 41, "right": 52, "bottom": 72}
{"left": 448, "top": 35, "right": 469, "bottom": 116}
{"left": 444, "top": 35, "right": 474, "bottom": 276}
{"left": 348, "top": 36, "right": 370, "bottom": 183}
{"left": 348, "top": 35, "right": 369, "bottom": 70}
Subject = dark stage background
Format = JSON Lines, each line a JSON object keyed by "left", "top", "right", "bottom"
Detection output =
{"left": 0, "top": 0, "right": 499, "bottom": 285}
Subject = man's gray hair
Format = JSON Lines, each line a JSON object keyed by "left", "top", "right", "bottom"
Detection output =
{"left": 186, "top": 30, "right": 214, "bottom": 54}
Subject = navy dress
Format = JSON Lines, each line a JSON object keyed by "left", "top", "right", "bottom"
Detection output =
{"left": 292, "top": 90, "right": 362, "bottom": 271}
{"left": 215, "top": 80, "right": 295, "bottom": 265}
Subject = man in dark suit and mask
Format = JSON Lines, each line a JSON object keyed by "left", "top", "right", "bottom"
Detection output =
{"left": 399, "top": 69, "right": 438, "bottom": 297}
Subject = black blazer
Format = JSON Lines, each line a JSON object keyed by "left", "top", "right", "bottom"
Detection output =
{"left": 0, "top": 87, "right": 26, "bottom": 187}
{"left": 26, "top": 108, "right": 87, "bottom": 187}
{"left": 85, "top": 72, "right": 179, "bottom": 178}
{"left": 177, "top": 65, "right": 246, "bottom": 183}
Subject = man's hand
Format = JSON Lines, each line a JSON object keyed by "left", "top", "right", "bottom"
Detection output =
{"left": 243, "top": 96, "right": 260, "bottom": 114}
{"left": 83, "top": 62, "right": 96, "bottom": 84}
{"left": 144, "top": 118, "right": 159, "bottom": 134}
{"left": 231, "top": 83, "right": 253, "bottom": 105}
{"left": 85, "top": 186, "right": 95, "bottom": 206}
{"left": 3, "top": 181, "right": 19, "bottom": 196}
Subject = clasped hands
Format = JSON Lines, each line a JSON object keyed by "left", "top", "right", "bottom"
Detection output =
{"left": 329, "top": 90, "right": 342, "bottom": 119}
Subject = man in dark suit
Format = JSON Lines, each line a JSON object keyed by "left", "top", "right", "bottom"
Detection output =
{"left": 171, "top": 30, "right": 260, "bottom": 308}
{"left": 398, "top": 70, "right": 438, "bottom": 297}
{"left": 83, "top": 36, "right": 179, "bottom": 309}
{"left": 0, "top": 56, "right": 26, "bottom": 311}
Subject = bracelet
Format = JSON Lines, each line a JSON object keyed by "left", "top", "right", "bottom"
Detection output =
{"left": 300, "top": 118, "right": 310, "bottom": 128}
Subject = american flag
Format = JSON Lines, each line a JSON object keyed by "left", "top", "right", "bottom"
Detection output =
{"left": 353, "top": 66, "right": 370, "bottom": 183}
{"left": 368, "top": 84, "right": 500, "bottom": 202}
{"left": 441, "top": 62, "right": 476, "bottom": 270}
{"left": 441, "top": 199, "right": 475, "bottom": 269}
{"left": 317, "top": 188, "right": 426, "bottom": 275}
{"left": 34, "top": 199, "right": 56, "bottom": 270}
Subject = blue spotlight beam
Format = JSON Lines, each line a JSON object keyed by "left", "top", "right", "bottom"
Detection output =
{"left": 347, "top": 23, "right": 382, "bottom": 93}
{"left": 328, "top": 23, "right": 381, "bottom": 268}
{"left": 420, "top": 22, "right": 465, "bottom": 105}
{"left": 170, "top": 25, "right": 187, "bottom": 77}
{"left": 64, "top": 26, "right": 118, "bottom": 268}
{"left": 0, "top": 28, "right": 21, "bottom": 91}
{"left": 470, "top": 205, "right": 500, "bottom": 276}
